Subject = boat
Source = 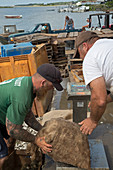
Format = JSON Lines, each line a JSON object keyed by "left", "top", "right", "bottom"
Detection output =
{"left": 0, "top": 25, "right": 24, "bottom": 44}
{"left": 47, "top": 9, "right": 55, "bottom": 11}
{"left": 4, "top": 15, "right": 22, "bottom": 19}
{"left": 72, "top": 6, "right": 89, "bottom": 12}
{"left": 58, "top": 5, "right": 89, "bottom": 13}
{"left": 58, "top": 7, "right": 73, "bottom": 12}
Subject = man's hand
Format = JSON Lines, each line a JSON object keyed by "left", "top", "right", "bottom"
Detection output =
{"left": 78, "top": 117, "right": 98, "bottom": 135}
{"left": 35, "top": 136, "right": 52, "bottom": 154}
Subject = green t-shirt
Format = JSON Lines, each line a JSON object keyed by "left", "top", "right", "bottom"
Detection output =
{"left": 0, "top": 76, "right": 35, "bottom": 125}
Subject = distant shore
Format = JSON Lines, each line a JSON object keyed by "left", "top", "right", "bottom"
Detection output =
{"left": 0, "top": 6, "right": 13, "bottom": 8}
{"left": 0, "top": 1, "right": 97, "bottom": 8}
{"left": 14, "top": 5, "right": 61, "bottom": 7}
{"left": 0, "top": 2, "right": 113, "bottom": 11}
{"left": 0, "top": 5, "right": 62, "bottom": 8}
{"left": 0, "top": 2, "right": 72, "bottom": 8}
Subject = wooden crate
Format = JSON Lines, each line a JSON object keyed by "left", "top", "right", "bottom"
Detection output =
{"left": 0, "top": 43, "right": 48, "bottom": 81}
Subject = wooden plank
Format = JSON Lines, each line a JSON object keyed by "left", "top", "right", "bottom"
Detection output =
{"left": 68, "top": 32, "right": 74, "bottom": 38}
{"left": 68, "top": 32, "right": 78, "bottom": 38}
{"left": 57, "top": 37, "right": 76, "bottom": 42}
{"left": 70, "top": 58, "right": 83, "bottom": 62}
{"left": 53, "top": 57, "right": 67, "bottom": 61}
{"left": 101, "top": 29, "right": 113, "bottom": 34}
{"left": 65, "top": 49, "right": 75, "bottom": 55}
{"left": 92, "top": 29, "right": 113, "bottom": 37}
{"left": 53, "top": 60, "right": 67, "bottom": 64}
{"left": 54, "top": 63, "right": 67, "bottom": 67}
{"left": 98, "top": 33, "right": 113, "bottom": 38}
{"left": 71, "top": 70, "right": 83, "bottom": 83}
{"left": 73, "top": 32, "right": 79, "bottom": 37}
{"left": 33, "top": 98, "right": 44, "bottom": 117}
{"left": 12, "top": 33, "right": 52, "bottom": 43}
{"left": 92, "top": 30, "right": 103, "bottom": 35}
{"left": 57, "top": 33, "right": 67, "bottom": 38}
{"left": 32, "top": 44, "right": 49, "bottom": 68}
{"left": 69, "top": 71, "right": 76, "bottom": 82}
{"left": 40, "top": 32, "right": 58, "bottom": 37}
{"left": 70, "top": 64, "right": 82, "bottom": 70}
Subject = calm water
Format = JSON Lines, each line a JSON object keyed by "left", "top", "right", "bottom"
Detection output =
{"left": 0, "top": 6, "right": 111, "bottom": 34}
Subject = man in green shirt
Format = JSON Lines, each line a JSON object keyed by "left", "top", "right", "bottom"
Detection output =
{"left": 0, "top": 63, "right": 63, "bottom": 169}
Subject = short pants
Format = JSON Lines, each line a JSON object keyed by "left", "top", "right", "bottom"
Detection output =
{"left": 0, "top": 122, "right": 10, "bottom": 158}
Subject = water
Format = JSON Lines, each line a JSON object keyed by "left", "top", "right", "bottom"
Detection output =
{"left": 0, "top": 6, "right": 110, "bottom": 34}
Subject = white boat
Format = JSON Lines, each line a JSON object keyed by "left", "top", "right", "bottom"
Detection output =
{"left": 58, "top": 5, "right": 89, "bottom": 13}
{"left": 72, "top": 6, "right": 89, "bottom": 12}
{"left": 58, "top": 7, "right": 73, "bottom": 13}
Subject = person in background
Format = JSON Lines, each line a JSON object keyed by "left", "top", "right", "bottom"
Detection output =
{"left": 75, "top": 31, "right": 113, "bottom": 135}
{"left": 0, "top": 63, "right": 63, "bottom": 169}
{"left": 64, "top": 16, "right": 74, "bottom": 30}
{"left": 82, "top": 18, "right": 91, "bottom": 31}
{"left": 41, "top": 24, "right": 49, "bottom": 33}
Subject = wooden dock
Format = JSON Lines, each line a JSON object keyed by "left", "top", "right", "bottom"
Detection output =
{"left": 2, "top": 29, "right": 113, "bottom": 77}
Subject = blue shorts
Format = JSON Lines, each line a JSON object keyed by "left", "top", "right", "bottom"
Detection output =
{"left": 0, "top": 123, "right": 9, "bottom": 158}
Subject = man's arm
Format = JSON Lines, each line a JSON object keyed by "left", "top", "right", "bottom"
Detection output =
{"left": 6, "top": 117, "right": 52, "bottom": 153}
{"left": 79, "top": 77, "right": 107, "bottom": 135}
{"left": 89, "top": 77, "right": 107, "bottom": 122}
{"left": 64, "top": 20, "right": 66, "bottom": 29}
{"left": 82, "top": 24, "right": 89, "bottom": 29}
{"left": 72, "top": 19, "right": 74, "bottom": 28}
{"left": 6, "top": 117, "right": 35, "bottom": 142}
{"left": 25, "top": 110, "right": 42, "bottom": 131}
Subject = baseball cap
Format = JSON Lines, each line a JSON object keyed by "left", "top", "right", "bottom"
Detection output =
{"left": 73, "top": 31, "right": 99, "bottom": 58}
{"left": 76, "top": 31, "right": 99, "bottom": 48}
{"left": 37, "top": 63, "right": 63, "bottom": 91}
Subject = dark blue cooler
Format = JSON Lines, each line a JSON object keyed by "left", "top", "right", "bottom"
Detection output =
{"left": 1, "top": 42, "right": 35, "bottom": 57}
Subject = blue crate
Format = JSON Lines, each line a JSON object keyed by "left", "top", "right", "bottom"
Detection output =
{"left": 1, "top": 42, "right": 35, "bottom": 57}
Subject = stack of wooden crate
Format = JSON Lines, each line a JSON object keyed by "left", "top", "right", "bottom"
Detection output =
{"left": 45, "top": 43, "right": 53, "bottom": 64}
{"left": 52, "top": 42, "right": 67, "bottom": 68}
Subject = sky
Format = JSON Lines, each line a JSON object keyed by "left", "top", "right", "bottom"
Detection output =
{"left": 0, "top": 0, "right": 75, "bottom": 6}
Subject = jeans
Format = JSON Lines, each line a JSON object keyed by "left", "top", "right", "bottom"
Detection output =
{"left": 0, "top": 123, "right": 9, "bottom": 158}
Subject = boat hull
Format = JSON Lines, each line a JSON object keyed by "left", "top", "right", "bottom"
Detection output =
{"left": 5, "top": 15, "right": 22, "bottom": 19}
